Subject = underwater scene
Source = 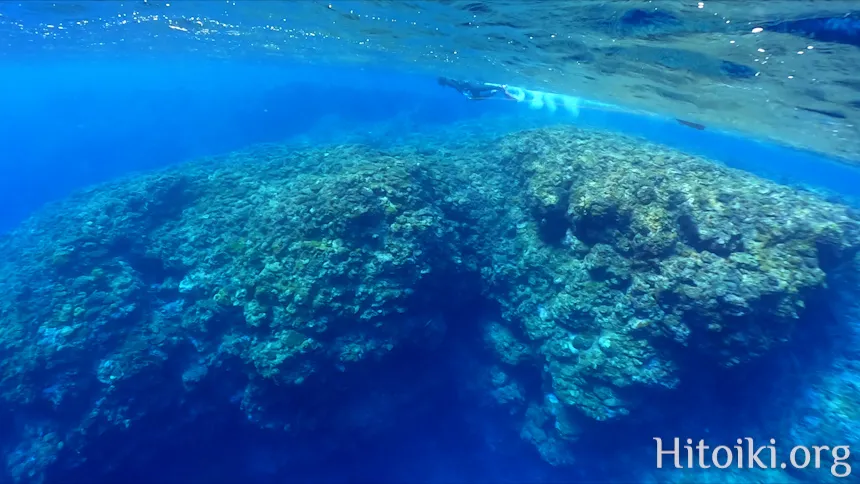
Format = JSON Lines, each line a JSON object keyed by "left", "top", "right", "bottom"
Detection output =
{"left": 1, "top": 1, "right": 860, "bottom": 483}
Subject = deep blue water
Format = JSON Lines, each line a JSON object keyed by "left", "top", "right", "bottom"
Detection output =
{"left": 4, "top": 59, "right": 860, "bottom": 234}
{"left": 0, "top": 60, "right": 486, "bottom": 232}
{"left": 3, "top": 4, "right": 860, "bottom": 483}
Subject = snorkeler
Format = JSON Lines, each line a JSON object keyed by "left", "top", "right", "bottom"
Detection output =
{"left": 437, "top": 77, "right": 517, "bottom": 101}
{"left": 440, "top": 76, "right": 710, "bottom": 131}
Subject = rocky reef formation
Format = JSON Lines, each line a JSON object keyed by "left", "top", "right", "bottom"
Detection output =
{"left": 1, "top": 125, "right": 858, "bottom": 482}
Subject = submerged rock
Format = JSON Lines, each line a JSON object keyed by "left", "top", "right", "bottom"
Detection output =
{"left": 0, "top": 125, "right": 858, "bottom": 482}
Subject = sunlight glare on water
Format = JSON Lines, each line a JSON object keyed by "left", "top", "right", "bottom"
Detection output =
{"left": 1, "top": 2, "right": 860, "bottom": 484}
{"left": 2, "top": 0, "right": 859, "bottom": 160}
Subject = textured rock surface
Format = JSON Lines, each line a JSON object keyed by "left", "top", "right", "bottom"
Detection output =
{"left": 1, "top": 125, "right": 858, "bottom": 482}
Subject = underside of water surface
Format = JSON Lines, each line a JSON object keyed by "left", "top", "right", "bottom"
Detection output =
{"left": 1, "top": 2, "right": 860, "bottom": 484}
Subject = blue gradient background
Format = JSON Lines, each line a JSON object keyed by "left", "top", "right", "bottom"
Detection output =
{"left": 2, "top": 59, "right": 859, "bottom": 233}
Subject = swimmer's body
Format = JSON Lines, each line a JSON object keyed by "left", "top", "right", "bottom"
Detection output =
{"left": 438, "top": 76, "right": 707, "bottom": 131}
{"left": 437, "top": 77, "right": 516, "bottom": 101}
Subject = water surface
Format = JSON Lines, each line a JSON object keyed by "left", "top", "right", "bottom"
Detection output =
{"left": 0, "top": 2, "right": 859, "bottom": 484}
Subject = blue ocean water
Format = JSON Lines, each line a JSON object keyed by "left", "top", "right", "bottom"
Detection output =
{"left": 5, "top": 58, "right": 860, "bottom": 233}
{"left": 2, "top": 2, "right": 860, "bottom": 484}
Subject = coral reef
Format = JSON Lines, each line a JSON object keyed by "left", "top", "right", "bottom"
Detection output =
{"left": 0, "top": 125, "right": 858, "bottom": 482}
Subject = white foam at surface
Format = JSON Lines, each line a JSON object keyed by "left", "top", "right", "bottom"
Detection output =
{"left": 561, "top": 95, "right": 580, "bottom": 118}
{"left": 543, "top": 94, "right": 558, "bottom": 113}
{"left": 506, "top": 85, "right": 583, "bottom": 118}
{"left": 505, "top": 86, "right": 527, "bottom": 102}
{"left": 528, "top": 90, "right": 545, "bottom": 110}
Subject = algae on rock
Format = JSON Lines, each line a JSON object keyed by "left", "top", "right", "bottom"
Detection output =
{"left": 0, "top": 125, "right": 858, "bottom": 482}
